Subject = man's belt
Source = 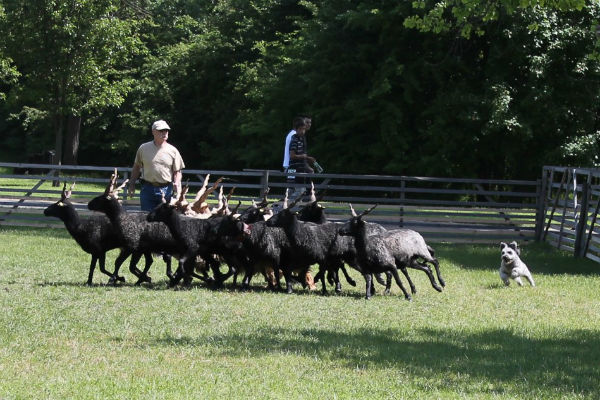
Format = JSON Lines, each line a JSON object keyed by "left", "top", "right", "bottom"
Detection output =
{"left": 141, "top": 179, "right": 171, "bottom": 187}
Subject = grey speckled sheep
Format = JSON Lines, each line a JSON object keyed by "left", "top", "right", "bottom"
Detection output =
{"left": 338, "top": 205, "right": 414, "bottom": 300}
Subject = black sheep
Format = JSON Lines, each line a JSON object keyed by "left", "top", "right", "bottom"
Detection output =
{"left": 43, "top": 182, "right": 129, "bottom": 285}
{"left": 87, "top": 171, "right": 179, "bottom": 285}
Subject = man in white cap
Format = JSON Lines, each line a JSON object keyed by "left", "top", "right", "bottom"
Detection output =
{"left": 128, "top": 119, "right": 185, "bottom": 211}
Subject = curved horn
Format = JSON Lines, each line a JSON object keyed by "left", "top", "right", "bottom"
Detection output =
{"left": 283, "top": 189, "right": 289, "bottom": 209}
{"left": 288, "top": 190, "right": 305, "bottom": 209}
{"left": 232, "top": 201, "right": 242, "bottom": 214}
{"left": 309, "top": 182, "right": 316, "bottom": 202}
{"left": 359, "top": 204, "right": 378, "bottom": 217}
{"left": 64, "top": 182, "right": 75, "bottom": 200}
{"left": 257, "top": 187, "right": 270, "bottom": 208}
{"left": 226, "top": 186, "right": 236, "bottom": 202}
{"left": 60, "top": 182, "right": 68, "bottom": 201}
{"left": 349, "top": 203, "right": 357, "bottom": 217}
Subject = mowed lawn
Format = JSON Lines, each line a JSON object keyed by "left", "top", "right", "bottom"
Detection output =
{"left": 0, "top": 226, "right": 599, "bottom": 399}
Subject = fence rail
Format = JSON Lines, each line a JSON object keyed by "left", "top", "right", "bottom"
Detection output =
{"left": 0, "top": 162, "right": 542, "bottom": 244}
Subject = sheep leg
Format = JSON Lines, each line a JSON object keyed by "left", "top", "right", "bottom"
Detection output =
{"left": 109, "top": 251, "right": 131, "bottom": 285}
{"left": 389, "top": 268, "right": 411, "bottom": 301}
{"left": 426, "top": 246, "right": 445, "bottom": 287}
{"left": 86, "top": 255, "right": 99, "bottom": 286}
{"left": 430, "top": 258, "right": 445, "bottom": 287}
{"left": 363, "top": 273, "right": 373, "bottom": 299}
{"left": 124, "top": 252, "right": 144, "bottom": 285}
{"left": 399, "top": 266, "right": 417, "bottom": 295}
{"left": 410, "top": 260, "right": 442, "bottom": 292}
{"left": 282, "top": 268, "right": 295, "bottom": 294}
{"left": 373, "top": 271, "right": 392, "bottom": 294}
{"left": 111, "top": 249, "right": 129, "bottom": 282}
{"left": 241, "top": 270, "right": 253, "bottom": 289}
{"left": 216, "top": 254, "right": 241, "bottom": 286}
{"left": 373, "top": 273, "right": 386, "bottom": 286}
{"left": 134, "top": 253, "right": 153, "bottom": 285}
{"left": 313, "top": 268, "right": 324, "bottom": 284}
{"left": 96, "top": 252, "right": 124, "bottom": 284}
{"left": 163, "top": 253, "right": 175, "bottom": 281}
{"left": 333, "top": 269, "right": 342, "bottom": 293}
{"left": 340, "top": 264, "right": 356, "bottom": 287}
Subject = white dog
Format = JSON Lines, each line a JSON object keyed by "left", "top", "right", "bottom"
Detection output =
{"left": 499, "top": 241, "right": 535, "bottom": 287}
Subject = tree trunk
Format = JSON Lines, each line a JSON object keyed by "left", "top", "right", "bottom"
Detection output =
{"left": 63, "top": 115, "right": 81, "bottom": 165}
{"left": 52, "top": 114, "right": 64, "bottom": 186}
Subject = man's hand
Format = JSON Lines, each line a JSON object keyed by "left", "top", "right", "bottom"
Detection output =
{"left": 128, "top": 183, "right": 136, "bottom": 197}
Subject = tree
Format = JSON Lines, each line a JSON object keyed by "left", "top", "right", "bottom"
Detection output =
{"left": 1, "top": 0, "right": 146, "bottom": 164}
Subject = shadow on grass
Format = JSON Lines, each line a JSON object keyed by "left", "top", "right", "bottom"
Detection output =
{"left": 153, "top": 326, "right": 599, "bottom": 397}
{"left": 437, "top": 242, "right": 600, "bottom": 276}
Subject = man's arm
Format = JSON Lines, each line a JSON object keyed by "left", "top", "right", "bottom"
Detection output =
{"left": 290, "top": 151, "right": 315, "bottom": 173}
{"left": 172, "top": 169, "right": 182, "bottom": 196}
{"left": 128, "top": 164, "right": 141, "bottom": 196}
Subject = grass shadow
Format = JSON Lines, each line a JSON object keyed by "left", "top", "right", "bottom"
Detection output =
{"left": 152, "top": 326, "right": 600, "bottom": 397}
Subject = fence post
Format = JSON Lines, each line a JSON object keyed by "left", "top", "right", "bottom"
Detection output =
{"left": 574, "top": 180, "right": 590, "bottom": 258}
{"left": 399, "top": 179, "right": 405, "bottom": 228}
{"left": 535, "top": 172, "right": 548, "bottom": 242}
{"left": 260, "top": 170, "right": 270, "bottom": 197}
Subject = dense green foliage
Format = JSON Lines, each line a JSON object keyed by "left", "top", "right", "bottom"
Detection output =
{"left": 1, "top": 0, "right": 599, "bottom": 179}
{"left": 1, "top": 227, "right": 600, "bottom": 398}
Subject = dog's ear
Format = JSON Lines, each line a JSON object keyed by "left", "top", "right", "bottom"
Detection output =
{"left": 500, "top": 242, "right": 507, "bottom": 250}
{"left": 508, "top": 241, "right": 520, "bottom": 255}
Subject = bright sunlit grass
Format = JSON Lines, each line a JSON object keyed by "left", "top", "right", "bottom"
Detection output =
{"left": 0, "top": 227, "right": 599, "bottom": 399}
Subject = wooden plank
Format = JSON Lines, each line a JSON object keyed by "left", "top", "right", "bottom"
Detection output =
{"left": 585, "top": 253, "right": 600, "bottom": 263}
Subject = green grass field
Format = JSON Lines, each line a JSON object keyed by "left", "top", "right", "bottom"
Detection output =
{"left": 1, "top": 226, "right": 599, "bottom": 399}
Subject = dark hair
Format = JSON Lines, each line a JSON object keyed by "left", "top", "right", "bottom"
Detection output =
{"left": 292, "top": 116, "right": 306, "bottom": 130}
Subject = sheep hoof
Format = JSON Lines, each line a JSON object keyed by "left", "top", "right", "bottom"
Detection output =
{"left": 347, "top": 279, "right": 357, "bottom": 287}
{"left": 405, "top": 295, "right": 412, "bottom": 301}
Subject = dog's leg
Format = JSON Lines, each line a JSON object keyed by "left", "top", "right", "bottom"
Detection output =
{"left": 514, "top": 276, "right": 524, "bottom": 286}
{"left": 499, "top": 269, "right": 510, "bottom": 286}
{"left": 524, "top": 273, "right": 535, "bottom": 287}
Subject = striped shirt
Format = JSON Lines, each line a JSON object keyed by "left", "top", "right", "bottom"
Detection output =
{"left": 288, "top": 133, "right": 308, "bottom": 172}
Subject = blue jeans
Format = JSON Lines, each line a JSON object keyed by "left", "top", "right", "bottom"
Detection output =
{"left": 140, "top": 182, "right": 173, "bottom": 212}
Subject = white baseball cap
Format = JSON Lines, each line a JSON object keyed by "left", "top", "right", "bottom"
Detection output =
{"left": 152, "top": 120, "right": 171, "bottom": 131}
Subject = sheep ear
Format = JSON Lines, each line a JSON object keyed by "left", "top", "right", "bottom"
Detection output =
{"left": 500, "top": 242, "right": 507, "bottom": 249}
